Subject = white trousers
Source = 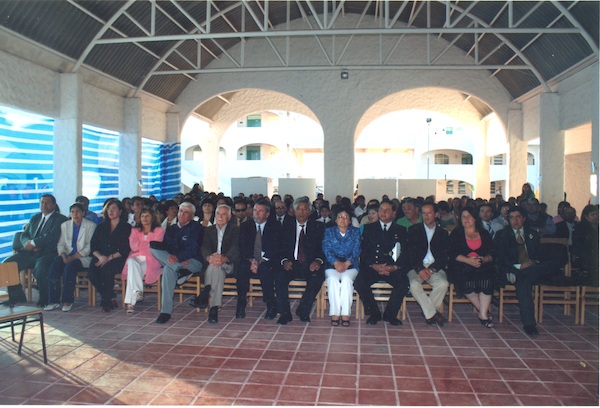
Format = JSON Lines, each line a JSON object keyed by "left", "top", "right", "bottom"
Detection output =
{"left": 125, "top": 256, "right": 146, "bottom": 306}
{"left": 407, "top": 269, "right": 449, "bottom": 319}
{"left": 325, "top": 268, "right": 358, "bottom": 316}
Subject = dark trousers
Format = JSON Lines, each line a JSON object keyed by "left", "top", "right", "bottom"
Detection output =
{"left": 236, "top": 261, "right": 276, "bottom": 307}
{"left": 88, "top": 257, "right": 126, "bottom": 307}
{"left": 513, "top": 264, "right": 548, "bottom": 327}
{"left": 275, "top": 262, "right": 324, "bottom": 316}
{"left": 4, "top": 250, "right": 55, "bottom": 305}
{"left": 354, "top": 268, "right": 409, "bottom": 319}
{"left": 48, "top": 256, "right": 83, "bottom": 305}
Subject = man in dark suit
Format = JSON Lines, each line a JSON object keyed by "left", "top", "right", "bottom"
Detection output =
{"left": 356, "top": 200, "right": 408, "bottom": 326}
{"left": 494, "top": 205, "right": 559, "bottom": 336}
{"left": 237, "top": 198, "right": 282, "bottom": 319}
{"left": 275, "top": 196, "right": 325, "bottom": 325}
{"left": 555, "top": 206, "right": 578, "bottom": 250}
{"left": 272, "top": 199, "right": 295, "bottom": 227}
{"left": 189, "top": 204, "right": 239, "bottom": 323}
{"left": 405, "top": 202, "right": 449, "bottom": 326}
{"left": 3, "top": 194, "right": 67, "bottom": 306}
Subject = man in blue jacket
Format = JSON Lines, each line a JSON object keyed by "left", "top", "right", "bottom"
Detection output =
{"left": 152, "top": 201, "right": 203, "bottom": 324}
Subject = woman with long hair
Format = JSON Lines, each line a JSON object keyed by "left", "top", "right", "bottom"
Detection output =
{"left": 122, "top": 208, "right": 165, "bottom": 313}
{"left": 449, "top": 206, "right": 495, "bottom": 327}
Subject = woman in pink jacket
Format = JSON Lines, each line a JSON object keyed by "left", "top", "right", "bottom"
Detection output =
{"left": 122, "top": 208, "right": 165, "bottom": 313}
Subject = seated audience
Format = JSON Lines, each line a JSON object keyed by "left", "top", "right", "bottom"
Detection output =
{"left": 437, "top": 201, "right": 455, "bottom": 231}
{"left": 199, "top": 197, "right": 215, "bottom": 227}
{"left": 322, "top": 205, "right": 361, "bottom": 327}
{"left": 396, "top": 198, "right": 422, "bottom": 229}
{"left": 161, "top": 200, "right": 179, "bottom": 229}
{"left": 316, "top": 204, "right": 334, "bottom": 227}
{"left": 46, "top": 202, "right": 97, "bottom": 312}
{"left": 478, "top": 203, "right": 497, "bottom": 238}
{"left": 122, "top": 208, "right": 165, "bottom": 313}
{"left": 152, "top": 202, "right": 204, "bottom": 324}
{"left": 573, "top": 204, "right": 599, "bottom": 286}
{"left": 3, "top": 194, "right": 68, "bottom": 306}
{"left": 405, "top": 202, "right": 449, "bottom": 326}
{"left": 449, "top": 206, "right": 494, "bottom": 328}
{"left": 233, "top": 198, "right": 249, "bottom": 226}
{"left": 275, "top": 196, "right": 325, "bottom": 324}
{"left": 494, "top": 206, "right": 559, "bottom": 336}
{"left": 89, "top": 199, "right": 131, "bottom": 312}
{"left": 525, "top": 198, "right": 555, "bottom": 237}
{"left": 76, "top": 195, "right": 101, "bottom": 224}
{"left": 555, "top": 206, "right": 578, "bottom": 249}
{"left": 355, "top": 200, "right": 408, "bottom": 326}
{"left": 189, "top": 204, "right": 239, "bottom": 323}
{"left": 236, "top": 198, "right": 282, "bottom": 320}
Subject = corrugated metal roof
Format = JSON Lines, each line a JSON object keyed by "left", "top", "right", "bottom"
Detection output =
{"left": 0, "top": 0, "right": 596, "bottom": 106}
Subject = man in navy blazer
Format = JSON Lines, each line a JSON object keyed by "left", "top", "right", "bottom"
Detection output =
{"left": 237, "top": 198, "right": 282, "bottom": 319}
{"left": 405, "top": 202, "right": 449, "bottom": 326}
{"left": 356, "top": 200, "right": 408, "bottom": 326}
{"left": 275, "top": 196, "right": 325, "bottom": 325}
{"left": 3, "top": 194, "right": 67, "bottom": 306}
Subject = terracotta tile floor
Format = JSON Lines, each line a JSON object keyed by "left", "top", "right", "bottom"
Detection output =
{"left": 0, "top": 291, "right": 598, "bottom": 406}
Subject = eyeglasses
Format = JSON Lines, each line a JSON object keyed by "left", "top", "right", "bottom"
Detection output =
{"left": 234, "top": 208, "right": 246, "bottom": 212}
{"left": 337, "top": 215, "right": 350, "bottom": 220}
{"left": 275, "top": 207, "right": 286, "bottom": 210}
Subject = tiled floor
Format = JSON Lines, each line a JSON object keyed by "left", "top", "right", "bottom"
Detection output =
{"left": 0, "top": 290, "right": 598, "bottom": 406}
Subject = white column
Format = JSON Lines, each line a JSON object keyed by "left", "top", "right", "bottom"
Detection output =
{"left": 539, "top": 93, "right": 564, "bottom": 211}
{"left": 591, "top": 69, "right": 599, "bottom": 204}
{"left": 507, "top": 109, "right": 527, "bottom": 198}
{"left": 473, "top": 122, "right": 490, "bottom": 198}
{"left": 166, "top": 112, "right": 180, "bottom": 144}
{"left": 120, "top": 98, "right": 142, "bottom": 198}
{"left": 322, "top": 117, "right": 356, "bottom": 201}
{"left": 202, "top": 124, "right": 224, "bottom": 193}
{"left": 54, "top": 73, "right": 82, "bottom": 211}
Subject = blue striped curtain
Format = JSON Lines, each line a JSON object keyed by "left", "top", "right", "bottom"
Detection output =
{"left": 142, "top": 138, "right": 180, "bottom": 200}
{"left": 82, "top": 125, "right": 120, "bottom": 214}
{"left": 0, "top": 106, "right": 54, "bottom": 260}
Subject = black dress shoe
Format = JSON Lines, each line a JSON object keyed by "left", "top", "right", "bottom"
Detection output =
{"left": 383, "top": 315, "right": 403, "bottom": 326}
{"left": 277, "top": 313, "right": 292, "bottom": 325}
{"left": 366, "top": 314, "right": 382, "bottom": 325}
{"left": 235, "top": 304, "right": 246, "bottom": 319}
{"left": 432, "top": 312, "right": 446, "bottom": 327}
{"left": 295, "top": 309, "right": 311, "bottom": 322}
{"left": 176, "top": 269, "right": 193, "bottom": 286}
{"left": 265, "top": 307, "right": 277, "bottom": 320}
{"left": 523, "top": 325, "right": 539, "bottom": 336}
{"left": 110, "top": 299, "right": 119, "bottom": 310}
{"left": 208, "top": 306, "right": 218, "bottom": 323}
{"left": 156, "top": 313, "right": 171, "bottom": 324}
{"left": 196, "top": 285, "right": 211, "bottom": 308}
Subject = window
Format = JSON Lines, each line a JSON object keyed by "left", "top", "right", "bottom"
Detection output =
{"left": 461, "top": 153, "right": 473, "bottom": 164}
{"left": 527, "top": 152, "right": 535, "bottom": 165}
{"left": 446, "top": 181, "right": 454, "bottom": 194}
{"left": 458, "top": 181, "right": 466, "bottom": 194}
{"left": 246, "top": 145, "right": 261, "bottom": 160}
{"left": 434, "top": 154, "right": 449, "bottom": 164}
{"left": 0, "top": 106, "right": 54, "bottom": 261}
{"left": 142, "top": 139, "right": 181, "bottom": 199}
{"left": 491, "top": 154, "right": 504, "bottom": 165}
{"left": 490, "top": 181, "right": 503, "bottom": 195}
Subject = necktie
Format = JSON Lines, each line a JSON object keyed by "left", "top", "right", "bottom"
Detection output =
{"left": 297, "top": 225, "right": 306, "bottom": 263}
{"left": 487, "top": 222, "right": 494, "bottom": 238}
{"left": 253, "top": 225, "right": 262, "bottom": 261}
{"left": 35, "top": 216, "right": 46, "bottom": 237}
{"left": 383, "top": 224, "right": 387, "bottom": 232}
{"left": 516, "top": 231, "right": 529, "bottom": 263}
{"left": 278, "top": 216, "right": 283, "bottom": 224}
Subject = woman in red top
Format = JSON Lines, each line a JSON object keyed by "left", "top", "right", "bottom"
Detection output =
{"left": 449, "top": 206, "right": 495, "bottom": 327}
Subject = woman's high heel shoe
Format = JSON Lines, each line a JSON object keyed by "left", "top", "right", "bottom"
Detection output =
{"left": 479, "top": 318, "right": 494, "bottom": 328}
{"left": 331, "top": 318, "right": 340, "bottom": 327}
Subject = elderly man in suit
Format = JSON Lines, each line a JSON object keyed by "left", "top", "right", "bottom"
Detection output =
{"left": 405, "top": 202, "right": 450, "bottom": 327}
{"left": 275, "top": 196, "right": 325, "bottom": 325}
{"left": 355, "top": 200, "right": 408, "bottom": 326}
{"left": 189, "top": 204, "right": 239, "bottom": 323}
{"left": 494, "top": 206, "right": 559, "bottom": 336}
{"left": 3, "top": 194, "right": 68, "bottom": 307}
{"left": 236, "top": 198, "right": 282, "bottom": 319}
